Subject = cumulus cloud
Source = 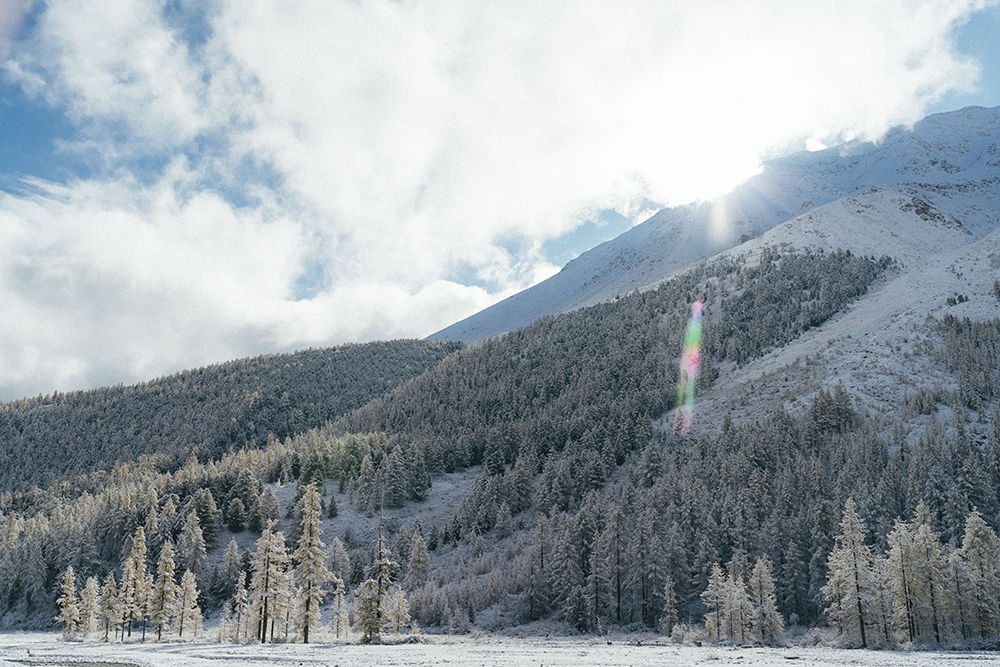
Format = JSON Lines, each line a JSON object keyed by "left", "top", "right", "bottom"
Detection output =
{"left": 0, "top": 0, "right": 995, "bottom": 398}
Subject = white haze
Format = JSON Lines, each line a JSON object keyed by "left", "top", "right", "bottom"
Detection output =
{"left": 0, "top": 0, "right": 996, "bottom": 400}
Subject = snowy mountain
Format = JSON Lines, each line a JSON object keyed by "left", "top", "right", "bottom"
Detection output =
{"left": 432, "top": 105, "right": 1000, "bottom": 343}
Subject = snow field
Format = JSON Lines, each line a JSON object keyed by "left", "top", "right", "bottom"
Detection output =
{"left": 1, "top": 633, "right": 998, "bottom": 667}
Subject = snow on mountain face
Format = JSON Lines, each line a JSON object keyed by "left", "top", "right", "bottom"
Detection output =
{"left": 431, "top": 106, "right": 1000, "bottom": 343}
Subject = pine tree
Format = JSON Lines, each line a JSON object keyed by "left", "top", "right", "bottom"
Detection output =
{"left": 174, "top": 569, "right": 203, "bottom": 638}
{"left": 293, "top": 483, "right": 333, "bottom": 643}
{"left": 56, "top": 566, "right": 81, "bottom": 639}
{"left": 149, "top": 540, "right": 177, "bottom": 641}
{"left": 748, "top": 556, "right": 784, "bottom": 645}
{"left": 823, "top": 498, "right": 873, "bottom": 647}
{"left": 79, "top": 576, "right": 100, "bottom": 637}
{"left": 98, "top": 572, "right": 121, "bottom": 642}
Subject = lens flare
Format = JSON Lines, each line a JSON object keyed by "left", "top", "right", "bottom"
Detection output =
{"left": 674, "top": 300, "right": 702, "bottom": 437}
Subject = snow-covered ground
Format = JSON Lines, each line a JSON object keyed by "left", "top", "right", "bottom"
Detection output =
{"left": 1, "top": 633, "right": 997, "bottom": 667}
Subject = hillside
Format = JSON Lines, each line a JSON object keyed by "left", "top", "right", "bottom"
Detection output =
{"left": 1, "top": 108, "right": 999, "bottom": 644}
{"left": 432, "top": 105, "right": 1000, "bottom": 343}
{"left": 0, "top": 339, "right": 461, "bottom": 492}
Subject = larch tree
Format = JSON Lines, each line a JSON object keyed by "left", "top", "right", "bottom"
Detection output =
{"left": 329, "top": 576, "right": 349, "bottom": 639}
{"left": 887, "top": 518, "right": 917, "bottom": 642}
{"left": 293, "top": 483, "right": 333, "bottom": 643}
{"left": 701, "top": 562, "right": 726, "bottom": 641}
{"left": 824, "top": 498, "right": 874, "bottom": 647}
{"left": 910, "top": 516, "right": 946, "bottom": 643}
{"left": 98, "top": 572, "right": 121, "bottom": 642}
{"left": 232, "top": 571, "right": 250, "bottom": 643}
{"left": 121, "top": 525, "right": 149, "bottom": 639}
{"left": 250, "top": 522, "right": 291, "bottom": 643}
{"left": 961, "top": 509, "right": 1000, "bottom": 638}
{"left": 385, "top": 585, "right": 411, "bottom": 633}
{"left": 748, "top": 556, "right": 784, "bottom": 645}
{"left": 79, "top": 575, "right": 100, "bottom": 637}
{"left": 56, "top": 566, "right": 80, "bottom": 639}
{"left": 174, "top": 569, "right": 203, "bottom": 638}
{"left": 149, "top": 540, "right": 177, "bottom": 641}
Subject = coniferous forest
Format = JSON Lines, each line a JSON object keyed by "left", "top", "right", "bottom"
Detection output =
{"left": 3, "top": 246, "right": 1000, "bottom": 648}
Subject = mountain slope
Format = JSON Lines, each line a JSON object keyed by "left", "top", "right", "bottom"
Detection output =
{"left": 0, "top": 339, "right": 461, "bottom": 492}
{"left": 432, "top": 105, "right": 1000, "bottom": 343}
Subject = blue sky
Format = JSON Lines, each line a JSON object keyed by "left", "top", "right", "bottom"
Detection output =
{"left": 1, "top": 0, "right": 999, "bottom": 400}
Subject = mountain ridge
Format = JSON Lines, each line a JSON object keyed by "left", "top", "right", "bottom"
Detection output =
{"left": 432, "top": 105, "right": 1000, "bottom": 343}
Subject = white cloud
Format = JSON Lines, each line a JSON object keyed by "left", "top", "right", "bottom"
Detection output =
{"left": 0, "top": 0, "right": 996, "bottom": 398}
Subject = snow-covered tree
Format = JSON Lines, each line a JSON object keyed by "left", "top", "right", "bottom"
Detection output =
{"left": 355, "top": 577, "right": 382, "bottom": 643}
{"left": 174, "top": 569, "right": 203, "bottom": 638}
{"left": 824, "top": 498, "right": 874, "bottom": 647}
{"left": 326, "top": 537, "right": 351, "bottom": 584}
{"left": 748, "top": 556, "right": 784, "bottom": 645}
{"left": 98, "top": 572, "right": 121, "bottom": 642}
{"left": 659, "top": 574, "right": 678, "bottom": 636}
{"left": 232, "top": 571, "right": 250, "bottom": 643}
{"left": 149, "top": 540, "right": 177, "bottom": 641}
{"left": 293, "top": 483, "right": 333, "bottom": 643}
{"left": 887, "top": 518, "right": 917, "bottom": 642}
{"left": 176, "top": 510, "right": 208, "bottom": 579}
{"left": 250, "top": 522, "right": 291, "bottom": 643}
{"left": 79, "top": 576, "right": 100, "bottom": 637}
{"left": 403, "top": 533, "right": 430, "bottom": 591}
{"left": 961, "top": 509, "right": 1000, "bottom": 638}
{"left": 385, "top": 585, "right": 411, "bottom": 633}
{"left": 120, "top": 525, "right": 149, "bottom": 639}
{"left": 702, "top": 562, "right": 726, "bottom": 641}
{"left": 56, "top": 566, "right": 80, "bottom": 639}
{"left": 329, "top": 576, "right": 349, "bottom": 639}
